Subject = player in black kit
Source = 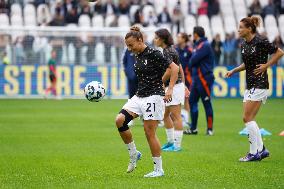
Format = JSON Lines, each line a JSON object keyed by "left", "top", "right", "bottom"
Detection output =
{"left": 154, "top": 28, "right": 189, "bottom": 152}
{"left": 115, "top": 26, "right": 179, "bottom": 177}
{"left": 226, "top": 16, "right": 284, "bottom": 162}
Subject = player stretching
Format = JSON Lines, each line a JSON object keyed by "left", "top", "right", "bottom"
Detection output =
{"left": 154, "top": 28, "right": 189, "bottom": 152}
{"left": 115, "top": 26, "right": 179, "bottom": 177}
{"left": 226, "top": 16, "right": 284, "bottom": 162}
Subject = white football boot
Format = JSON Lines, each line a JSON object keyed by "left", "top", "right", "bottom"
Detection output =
{"left": 126, "top": 151, "right": 142, "bottom": 173}
{"left": 144, "top": 169, "right": 164, "bottom": 178}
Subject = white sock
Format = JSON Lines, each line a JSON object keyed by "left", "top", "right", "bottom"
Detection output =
{"left": 152, "top": 156, "right": 163, "bottom": 171}
{"left": 245, "top": 121, "right": 258, "bottom": 154}
{"left": 174, "top": 130, "right": 183, "bottom": 148}
{"left": 126, "top": 141, "right": 137, "bottom": 156}
{"left": 166, "top": 128, "right": 174, "bottom": 143}
{"left": 252, "top": 121, "right": 264, "bottom": 152}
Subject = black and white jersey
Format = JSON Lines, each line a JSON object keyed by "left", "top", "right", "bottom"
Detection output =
{"left": 241, "top": 35, "right": 277, "bottom": 89}
{"left": 134, "top": 46, "right": 171, "bottom": 97}
{"left": 163, "top": 46, "right": 183, "bottom": 86}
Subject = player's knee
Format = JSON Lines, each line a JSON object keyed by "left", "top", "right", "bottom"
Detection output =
{"left": 115, "top": 114, "right": 124, "bottom": 128}
{"left": 116, "top": 109, "right": 133, "bottom": 132}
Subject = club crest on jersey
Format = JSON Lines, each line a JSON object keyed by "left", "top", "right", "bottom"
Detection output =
{"left": 251, "top": 46, "right": 256, "bottom": 53}
{"left": 144, "top": 59, "right": 148, "bottom": 65}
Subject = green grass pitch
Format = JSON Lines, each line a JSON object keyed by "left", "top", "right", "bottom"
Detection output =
{"left": 0, "top": 99, "right": 283, "bottom": 189}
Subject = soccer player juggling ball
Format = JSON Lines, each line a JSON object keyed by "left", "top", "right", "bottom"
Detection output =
{"left": 115, "top": 26, "right": 179, "bottom": 177}
{"left": 226, "top": 16, "right": 284, "bottom": 162}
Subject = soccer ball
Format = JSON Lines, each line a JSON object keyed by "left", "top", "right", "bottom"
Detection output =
{"left": 84, "top": 81, "right": 106, "bottom": 102}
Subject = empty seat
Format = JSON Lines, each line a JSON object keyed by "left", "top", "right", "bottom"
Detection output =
{"left": 235, "top": 7, "right": 247, "bottom": 22}
{"left": 264, "top": 15, "right": 279, "bottom": 42}
{"left": 197, "top": 15, "right": 212, "bottom": 40}
{"left": 197, "top": 15, "right": 210, "bottom": 28}
{"left": 79, "top": 15, "right": 91, "bottom": 27}
{"left": 11, "top": 3, "right": 22, "bottom": 16}
{"left": 278, "top": 14, "right": 284, "bottom": 26}
{"left": 266, "top": 27, "right": 279, "bottom": 42}
{"left": 25, "top": 15, "right": 37, "bottom": 26}
{"left": 224, "top": 16, "right": 236, "bottom": 34}
{"left": 24, "top": 3, "right": 36, "bottom": 17}
{"left": 184, "top": 15, "right": 196, "bottom": 34}
{"left": 210, "top": 15, "right": 225, "bottom": 40}
{"left": 92, "top": 15, "right": 104, "bottom": 27}
{"left": 264, "top": 15, "right": 277, "bottom": 28}
{"left": 118, "top": 15, "right": 130, "bottom": 27}
{"left": 11, "top": 14, "right": 23, "bottom": 26}
{"left": 278, "top": 14, "right": 284, "bottom": 39}
{"left": 221, "top": 4, "right": 234, "bottom": 17}
{"left": 154, "top": 0, "right": 167, "bottom": 14}
{"left": 232, "top": 0, "right": 246, "bottom": 7}
{"left": 246, "top": 0, "right": 254, "bottom": 7}
{"left": 259, "top": 0, "right": 268, "bottom": 7}
{"left": 0, "top": 14, "right": 9, "bottom": 27}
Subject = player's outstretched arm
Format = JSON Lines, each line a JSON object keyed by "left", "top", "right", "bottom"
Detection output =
{"left": 253, "top": 48, "right": 284, "bottom": 75}
{"left": 225, "top": 63, "right": 245, "bottom": 78}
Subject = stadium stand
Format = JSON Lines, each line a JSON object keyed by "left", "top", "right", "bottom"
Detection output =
{"left": 92, "top": 14, "right": 104, "bottom": 27}
{"left": 0, "top": 13, "right": 9, "bottom": 26}
{"left": 0, "top": 0, "right": 283, "bottom": 66}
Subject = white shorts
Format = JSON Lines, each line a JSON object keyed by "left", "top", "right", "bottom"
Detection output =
{"left": 165, "top": 82, "right": 185, "bottom": 107}
{"left": 123, "top": 95, "right": 165, "bottom": 121}
{"left": 243, "top": 88, "right": 269, "bottom": 104}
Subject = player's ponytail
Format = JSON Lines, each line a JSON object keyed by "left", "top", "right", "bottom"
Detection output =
{"left": 240, "top": 16, "right": 261, "bottom": 34}
{"left": 251, "top": 16, "right": 261, "bottom": 28}
{"left": 125, "top": 25, "right": 143, "bottom": 42}
{"left": 155, "top": 28, "right": 174, "bottom": 46}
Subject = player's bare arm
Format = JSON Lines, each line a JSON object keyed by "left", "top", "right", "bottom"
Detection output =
{"left": 226, "top": 63, "right": 246, "bottom": 78}
{"left": 254, "top": 48, "right": 284, "bottom": 75}
{"left": 164, "top": 62, "right": 179, "bottom": 102}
